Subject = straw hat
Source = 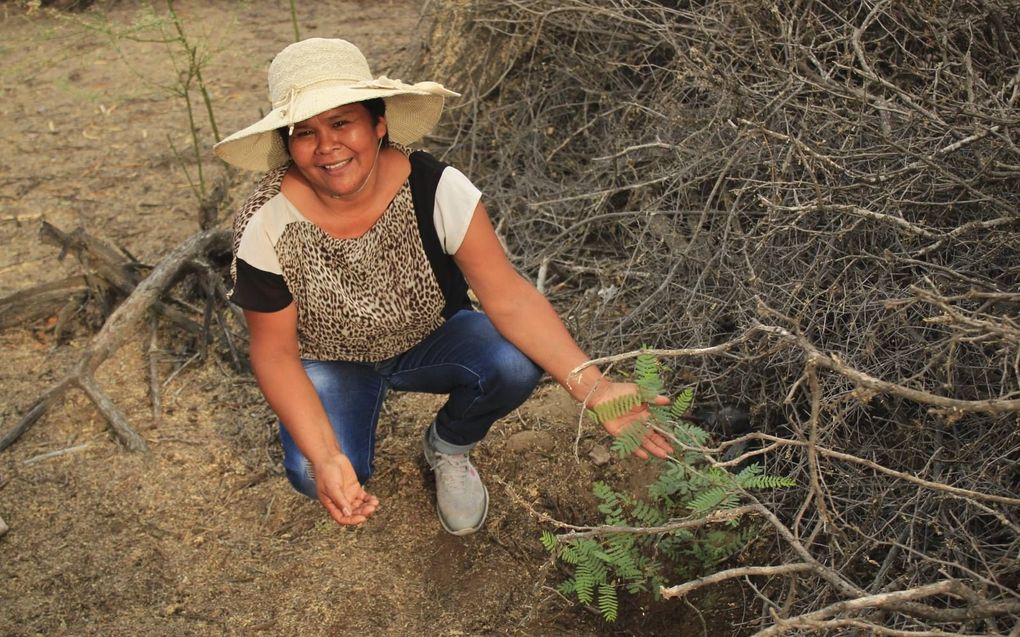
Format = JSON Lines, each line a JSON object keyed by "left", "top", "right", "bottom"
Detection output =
{"left": 213, "top": 38, "right": 458, "bottom": 172}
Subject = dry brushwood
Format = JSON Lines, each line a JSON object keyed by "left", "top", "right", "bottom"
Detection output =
{"left": 418, "top": 0, "right": 1019, "bottom": 633}
{"left": 0, "top": 275, "right": 87, "bottom": 332}
{"left": 0, "top": 228, "right": 231, "bottom": 454}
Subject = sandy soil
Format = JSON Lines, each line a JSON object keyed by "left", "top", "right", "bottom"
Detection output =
{"left": 0, "top": 3, "right": 745, "bottom": 635}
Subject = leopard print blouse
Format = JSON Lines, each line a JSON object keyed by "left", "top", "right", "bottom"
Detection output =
{"left": 229, "top": 146, "right": 479, "bottom": 362}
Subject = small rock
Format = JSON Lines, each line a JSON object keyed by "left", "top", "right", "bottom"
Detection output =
{"left": 506, "top": 430, "right": 555, "bottom": 453}
{"left": 589, "top": 444, "right": 612, "bottom": 466}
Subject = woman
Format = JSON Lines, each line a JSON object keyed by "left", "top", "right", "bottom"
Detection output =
{"left": 214, "top": 38, "right": 669, "bottom": 535}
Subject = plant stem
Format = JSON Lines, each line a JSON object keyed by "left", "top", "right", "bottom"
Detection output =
{"left": 289, "top": 0, "right": 300, "bottom": 41}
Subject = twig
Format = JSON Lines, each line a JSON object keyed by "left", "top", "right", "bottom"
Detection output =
{"left": 754, "top": 317, "right": 1020, "bottom": 416}
{"left": 23, "top": 443, "right": 91, "bottom": 465}
{"left": 147, "top": 315, "right": 162, "bottom": 420}
{"left": 716, "top": 431, "right": 1020, "bottom": 507}
{"left": 661, "top": 563, "right": 814, "bottom": 600}
{"left": 288, "top": 0, "right": 301, "bottom": 41}
{"left": 0, "top": 275, "right": 88, "bottom": 329}
{"left": 754, "top": 580, "right": 1007, "bottom": 636}
{"left": 804, "top": 363, "right": 833, "bottom": 532}
{"left": 757, "top": 200, "right": 937, "bottom": 238}
{"left": 569, "top": 329, "right": 756, "bottom": 377}
{"left": 763, "top": 617, "right": 990, "bottom": 636}
{"left": 554, "top": 506, "right": 759, "bottom": 540}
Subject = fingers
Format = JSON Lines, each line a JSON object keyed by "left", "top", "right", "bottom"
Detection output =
{"left": 642, "top": 432, "right": 672, "bottom": 459}
{"left": 594, "top": 383, "right": 677, "bottom": 461}
{"left": 332, "top": 487, "right": 354, "bottom": 518}
{"left": 320, "top": 478, "right": 380, "bottom": 526}
{"left": 321, "top": 491, "right": 379, "bottom": 526}
{"left": 321, "top": 496, "right": 363, "bottom": 525}
{"left": 631, "top": 431, "right": 671, "bottom": 460}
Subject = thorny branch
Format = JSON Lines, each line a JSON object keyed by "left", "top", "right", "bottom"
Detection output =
{"left": 421, "top": 0, "right": 1020, "bottom": 632}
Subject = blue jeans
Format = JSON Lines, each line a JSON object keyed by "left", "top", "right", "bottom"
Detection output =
{"left": 279, "top": 309, "right": 543, "bottom": 498}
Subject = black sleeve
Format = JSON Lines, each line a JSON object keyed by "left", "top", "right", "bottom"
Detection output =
{"left": 229, "top": 258, "right": 293, "bottom": 312}
{"left": 409, "top": 150, "right": 473, "bottom": 318}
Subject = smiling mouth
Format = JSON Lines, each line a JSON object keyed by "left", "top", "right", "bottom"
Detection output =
{"left": 321, "top": 159, "right": 351, "bottom": 171}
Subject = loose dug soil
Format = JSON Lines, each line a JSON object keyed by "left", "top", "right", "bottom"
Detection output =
{"left": 0, "top": 3, "right": 747, "bottom": 635}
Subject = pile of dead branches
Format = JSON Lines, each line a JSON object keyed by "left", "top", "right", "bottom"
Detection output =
{"left": 0, "top": 223, "right": 238, "bottom": 454}
{"left": 416, "top": 0, "right": 1019, "bottom": 633}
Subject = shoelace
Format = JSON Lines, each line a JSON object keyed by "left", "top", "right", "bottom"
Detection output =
{"left": 432, "top": 452, "right": 472, "bottom": 491}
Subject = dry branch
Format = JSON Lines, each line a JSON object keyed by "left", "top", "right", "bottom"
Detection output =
{"left": 757, "top": 580, "right": 1020, "bottom": 635}
{"left": 0, "top": 275, "right": 87, "bottom": 329}
{"left": 0, "top": 229, "right": 230, "bottom": 454}
{"left": 420, "top": 0, "right": 1020, "bottom": 631}
{"left": 661, "top": 563, "right": 814, "bottom": 600}
{"left": 754, "top": 316, "right": 1020, "bottom": 417}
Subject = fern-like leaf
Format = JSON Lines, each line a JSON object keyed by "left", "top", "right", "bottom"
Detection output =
{"left": 540, "top": 530, "right": 558, "bottom": 553}
{"left": 610, "top": 421, "right": 648, "bottom": 458}
{"left": 625, "top": 579, "right": 648, "bottom": 594}
{"left": 593, "top": 481, "right": 615, "bottom": 501}
{"left": 598, "top": 583, "right": 619, "bottom": 622}
{"left": 735, "top": 463, "right": 764, "bottom": 483}
{"left": 670, "top": 419, "right": 710, "bottom": 447}
{"left": 630, "top": 499, "right": 666, "bottom": 527}
{"left": 669, "top": 387, "right": 695, "bottom": 419}
{"left": 607, "top": 536, "right": 640, "bottom": 578}
{"left": 648, "top": 463, "right": 688, "bottom": 499}
{"left": 575, "top": 561, "right": 596, "bottom": 604}
{"left": 587, "top": 393, "right": 640, "bottom": 424}
{"left": 718, "top": 493, "right": 740, "bottom": 510}
{"left": 633, "top": 352, "right": 664, "bottom": 403}
{"left": 560, "top": 544, "right": 582, "bottom": 565}
{"left": 593, "top": 482, "right": 626, "bottom": 522}
{"left": 687, "top": 487, "right": 730, "bottom": 514}
{"left": 742, "top": 474, "right": 797, "bottom": 489}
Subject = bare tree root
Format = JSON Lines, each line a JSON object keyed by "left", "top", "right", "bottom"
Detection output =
{"left": 0, "top": 229, "right": 230, "bottom": 454}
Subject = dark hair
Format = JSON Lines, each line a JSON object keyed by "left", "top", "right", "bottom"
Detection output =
{"left": 277, "top": 97, "right": 389, "bottom": 151}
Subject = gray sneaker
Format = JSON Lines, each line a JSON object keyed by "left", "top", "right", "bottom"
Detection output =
{"left": 423, "top": 428, "right": 489, "bottom": 536}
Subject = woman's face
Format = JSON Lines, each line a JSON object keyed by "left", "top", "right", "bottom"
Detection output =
{"left": 287, "top": 103, "right": 387, "bottom": 200}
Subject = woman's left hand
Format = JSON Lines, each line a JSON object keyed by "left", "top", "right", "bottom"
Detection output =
{"left": 589, "top": 382, "right": 673, "bottom": 460}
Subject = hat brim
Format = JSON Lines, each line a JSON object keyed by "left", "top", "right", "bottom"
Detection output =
{"left": 214, "top": 83, "right": 455, "bottom": 172}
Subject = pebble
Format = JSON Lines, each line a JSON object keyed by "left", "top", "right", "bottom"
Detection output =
{"left": 588, "top": 444, "right": 612, "bottom": 466}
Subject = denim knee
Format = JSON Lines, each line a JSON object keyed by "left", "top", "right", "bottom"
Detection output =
{"left": 283, "top": 456, "right": 374, "bottom": 499}
{"left": 279, "top": 422, "right": 375, "bottom": 499}
{"left": 435, "top": 340, "right": 542, "bottom": 446}
{"left": 283, "top": 453, "right": 317, "bottom": 500}
{"left": 485, "top": 341, "right": 543, "bottom": 404}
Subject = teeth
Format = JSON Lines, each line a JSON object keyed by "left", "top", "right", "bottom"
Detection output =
{"left": 323, "top": 159, "right": 350, "bottom": 170}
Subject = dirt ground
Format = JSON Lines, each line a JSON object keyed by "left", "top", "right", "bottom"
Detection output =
{"left": 0, "top": 3, "right": 747, "bottom": 635}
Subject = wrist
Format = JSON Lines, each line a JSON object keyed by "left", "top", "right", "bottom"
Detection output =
{"left": 565, "top": 365, "right": 610, "bottom": 407}
{"left": 307, "top": 447, "right": 345, "bottom": 469}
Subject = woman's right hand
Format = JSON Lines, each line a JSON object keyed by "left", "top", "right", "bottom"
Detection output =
{"left": 313, "top": 452, "right": 379, "bottom": 526}
{"left": 245, "top": 305, "right": 379, "bottom": 526}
